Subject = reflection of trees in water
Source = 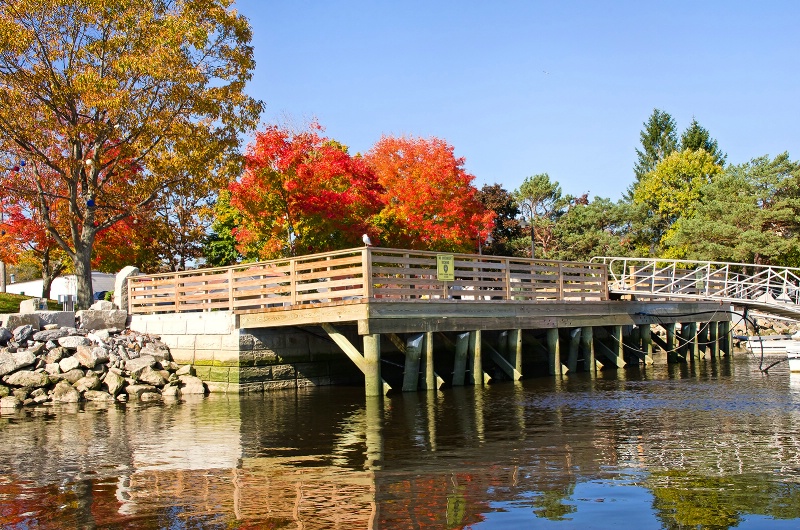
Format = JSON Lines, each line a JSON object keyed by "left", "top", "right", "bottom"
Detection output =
{"left": 649, "top": 470, "right": 800, "bottom": 528}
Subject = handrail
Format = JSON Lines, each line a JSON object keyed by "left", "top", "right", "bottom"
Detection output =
{"left": 593, "top": 256, "right": 800, "bottom": 307}
{"left": 128, "top": 247, "right": 609, "bottom": 315}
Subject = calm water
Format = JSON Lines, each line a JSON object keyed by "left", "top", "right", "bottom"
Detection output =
{"left": 2, "top": 355, "right": 800, "bottom": 529}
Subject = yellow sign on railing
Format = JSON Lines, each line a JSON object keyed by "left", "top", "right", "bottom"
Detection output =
{"left": 437, "top": 254, "right": 455, "bottom": 282}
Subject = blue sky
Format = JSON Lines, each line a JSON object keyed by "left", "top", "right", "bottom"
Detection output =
{"left": 233, "top": 0, "right": 799, "bottom": 200}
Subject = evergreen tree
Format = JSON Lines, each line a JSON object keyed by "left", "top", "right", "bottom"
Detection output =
{"left": 680, "top": 118, "right": 727, "bottom": 167}
{"left": 632, "top": 109, "right": 679, "bottom": 189}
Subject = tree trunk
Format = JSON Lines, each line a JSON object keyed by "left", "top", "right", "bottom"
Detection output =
{"left": 40, "top": 252, "right": 66, "bottom": 300}
{"left": 73, "top": 246, "right": 94, "bottom": 310}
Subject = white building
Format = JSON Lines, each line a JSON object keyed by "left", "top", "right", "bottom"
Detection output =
{"left": 5, "top": 272, "right": 116, "bottom": 300}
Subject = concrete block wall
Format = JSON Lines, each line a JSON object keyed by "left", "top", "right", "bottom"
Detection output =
{"left": 129, "top": 312, "right": 361, "bottom": 393}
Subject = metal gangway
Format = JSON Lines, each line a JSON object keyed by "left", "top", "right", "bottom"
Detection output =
{"left": 592, "top": 257, "right": 800, "bottom": 321}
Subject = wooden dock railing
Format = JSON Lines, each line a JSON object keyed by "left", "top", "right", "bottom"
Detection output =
{"left": 128, "top": 247, "right": 609, "bottom": 315}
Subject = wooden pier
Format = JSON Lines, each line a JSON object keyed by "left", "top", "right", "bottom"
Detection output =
{"left": 127, "top": 248, "right": 732, "bottom": 395}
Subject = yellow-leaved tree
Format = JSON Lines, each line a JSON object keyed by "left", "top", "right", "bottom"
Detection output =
{"left": 0, "top": 0, "right": 262, "bottom": 308}
{"left": 633, "top": 149, "right": 723, "bottom": 258}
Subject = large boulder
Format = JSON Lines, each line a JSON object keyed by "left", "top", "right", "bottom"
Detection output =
{"left": 60, "top": 368, "right": 86, "bottom": 385}
{"left": 19, "top": 298, "right": 46, "bottom": 314}
{"left": 1, "top": 314, "right": 39, "bottom": 330}
{"left": 137, "top": 366, "right": 167, "bottom": 387}
{"left": 58, "top": 356, "right": 81, "bottom": 373}
{"left": 58, "top": 335, "right": 91, "bottom": 351}
{"left": 0, "top": 395, "right": 21, "bottom": 409}
{"left": 3, "top": 370, "right": 50, "bottom": 388}
{"left": 74, "top": 344, "right": 110, "bottom": 369}
{"left": 102, "top": 370, "right": 126, "bottom": 396}
{"left": 84, "top": 390, "right": 114, "bottom": 402}
{"left": 0, "top": 350, "right": 37, "bottom": 377}
{"left": 37, "top": 312, "right": 76, "bottom": 329}
{"left": 178, "top": 375, "right": 207, "bottom": 395}
{"left": 125, "top": 355, "right": 156, "bottom": 378}
{"left": 33, "top": 328, "right": 70, "bottom": 342}
{"left": 73, "top": 373, "right": 101, "bottom": 393}
{"left": 51, "top": 380, "right": 80, "bottom": 403}
{"left": 77, "top": 309, "right": 128, "bottom": 331}
{"left": 125, "top": 384, "right": 160, "bottom": 401}
{"left": 13, "top": 324, "right": 36, "bottom": 343}
{"left": 0, "top": 327, "right": 11, "bottom": 346}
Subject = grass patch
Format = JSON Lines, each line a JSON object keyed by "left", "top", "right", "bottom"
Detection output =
{"left": 0, "top": 292, "right": 60, "bottom": 313}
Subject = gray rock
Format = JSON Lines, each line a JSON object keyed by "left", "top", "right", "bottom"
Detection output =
{"left": 13, "top": 325, "right": 36, "bottom": 343}
{"left": 161, "top": 384, "right": 180, "bottom": 398}
{"left": 58, "top": 335, "right": 91, "bottom": 350}
{"left": 125, "top": 384, "right": 160, "bottom": 401}
{"left": 87, "top": 330, "right": 109, "bottom": 343}
{"left": 33, "top": 328, "right": 70, "bottom": 342}
{"left": 0, "top": 327, "right": 11, "bottom": 346}
{"left": 3, "top": 370, "right": 49, "bottom": 388}
{"left": 0, "top": 396, "right": 21, "bottom": 409}
{"left": 26, "top": 342, "right": 46, "bottom": 356}
{"left": 73, "top": 373, "right": 100, "bottom": 393}
{"left": 44, "top": 363, "right": 61, "bottom": 375}
{"left": 140, "top": 344, "right": 171, "bottom": 362}
{"left": 44, "top": 347, "right": 66, "bottom": 364}
{"left": 19, "top": 298, "right": 46, "bottom": 314}
{"left": 137, "top": 366, "right": 167, "bottom": 387}
{"left": 175, "top": 364, "right": 195, "bottom": 377}
{"left": 3, "top": 314, "right": 40, "bottom": 329}
{"left": 90, "top": 300, "right": 114, "bottom": 310}
{"left": 74, "top": 344, "right": 109, "bottom": 369}
{"left": 102, "top": 370, "right": 126, "bottom": 396}
{"left": 51, "top": 381, "right": 80, "bottom": 403}
{"left": 84, "top": 390, "right": 114, "bottom": 402}
{"left": 60, "top": 368, "right": 86, "bottom": 384}
{"left": 77, "top": 310, "right": 127, "bottom": 330}
{"left": 12, "top": 388, "right": 28, "bottom": 401}
{"left": 140, "top": 392, "right": 162, "bottom": 402}
{"left": 37, "top": 311, "right": 75, "bottom": 328}
{"left": 178, "top": 375, "right": 207, "bottom": 395}
{"left": 0, "top": 350, "right": 37, "bottom": 376}
{"left": 125, "top": 355, "right": 156, "bottom": 377}
{"left": 58, "top": 355, "right": 81, "bottom": 373}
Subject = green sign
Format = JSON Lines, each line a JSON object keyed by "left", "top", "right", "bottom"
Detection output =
{"left": 437, "top": 254, "right": 455, "bottom": 281}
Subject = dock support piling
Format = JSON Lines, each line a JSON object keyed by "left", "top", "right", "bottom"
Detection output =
{"left": 453, "top": 332, "right": 469, "bottom": 386}
{"left": 611, "top": 325, "right": 625, "bottom": 368}
{"left": 422, "top": 331, "right": 441, "bottom": 390}
{"left": 469, "top": 330, "right": 484, "bottom": 386}
{"left": 547, "top": 328, "right": 563, "bottom": 377}
{"left": 566, "top": 328, "right": 580, "bottom": 373}
{"left": 364, "top": 333, "right": 383, "bottom": 397}
{"left": 402, "top": 333, "right": 424, "bottom": 392}
{"left": 709, "top": 322, "right": 719, "bottom": 359}
{"left": 666, "top": 323, "right": 677, "bottom": 363}
{"left": 510, "top": 329, "right": 523, "bottom": 376}
{"left": 581, "top": 326, "right": 595, "bottom": 373}
{"left": 640, "top": 324, "right": 654, "bottom": 364}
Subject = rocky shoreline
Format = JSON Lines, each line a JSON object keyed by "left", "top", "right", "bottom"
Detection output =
{"left": 0, "top": 306, "right": 206, "bottom": 411}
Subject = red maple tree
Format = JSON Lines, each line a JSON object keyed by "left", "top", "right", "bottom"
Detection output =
{"left": 229, "top": 123, "right": 384, "bottom": 259}
{"left": 365, "top": 135, "right": 495, "bottom": 252}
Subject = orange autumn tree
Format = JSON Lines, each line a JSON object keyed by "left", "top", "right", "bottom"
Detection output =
{"left": 228, "top": 123, "right": 384, "bottom": 259}
{"left": 365, "top": 135, "right": 495, "bottom": 252}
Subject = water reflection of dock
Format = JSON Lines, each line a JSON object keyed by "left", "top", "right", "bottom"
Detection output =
{"left": 4, "top": 360, "right": 800, "bottom": 528}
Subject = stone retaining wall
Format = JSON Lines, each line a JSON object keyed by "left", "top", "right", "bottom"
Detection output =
{"left": 129, "top": 312, "right": 361, "bottom": 393}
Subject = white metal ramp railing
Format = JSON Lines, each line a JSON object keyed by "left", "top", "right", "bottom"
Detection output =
{"left": 591, "top": 256, "right": 800, "bottom": 320}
